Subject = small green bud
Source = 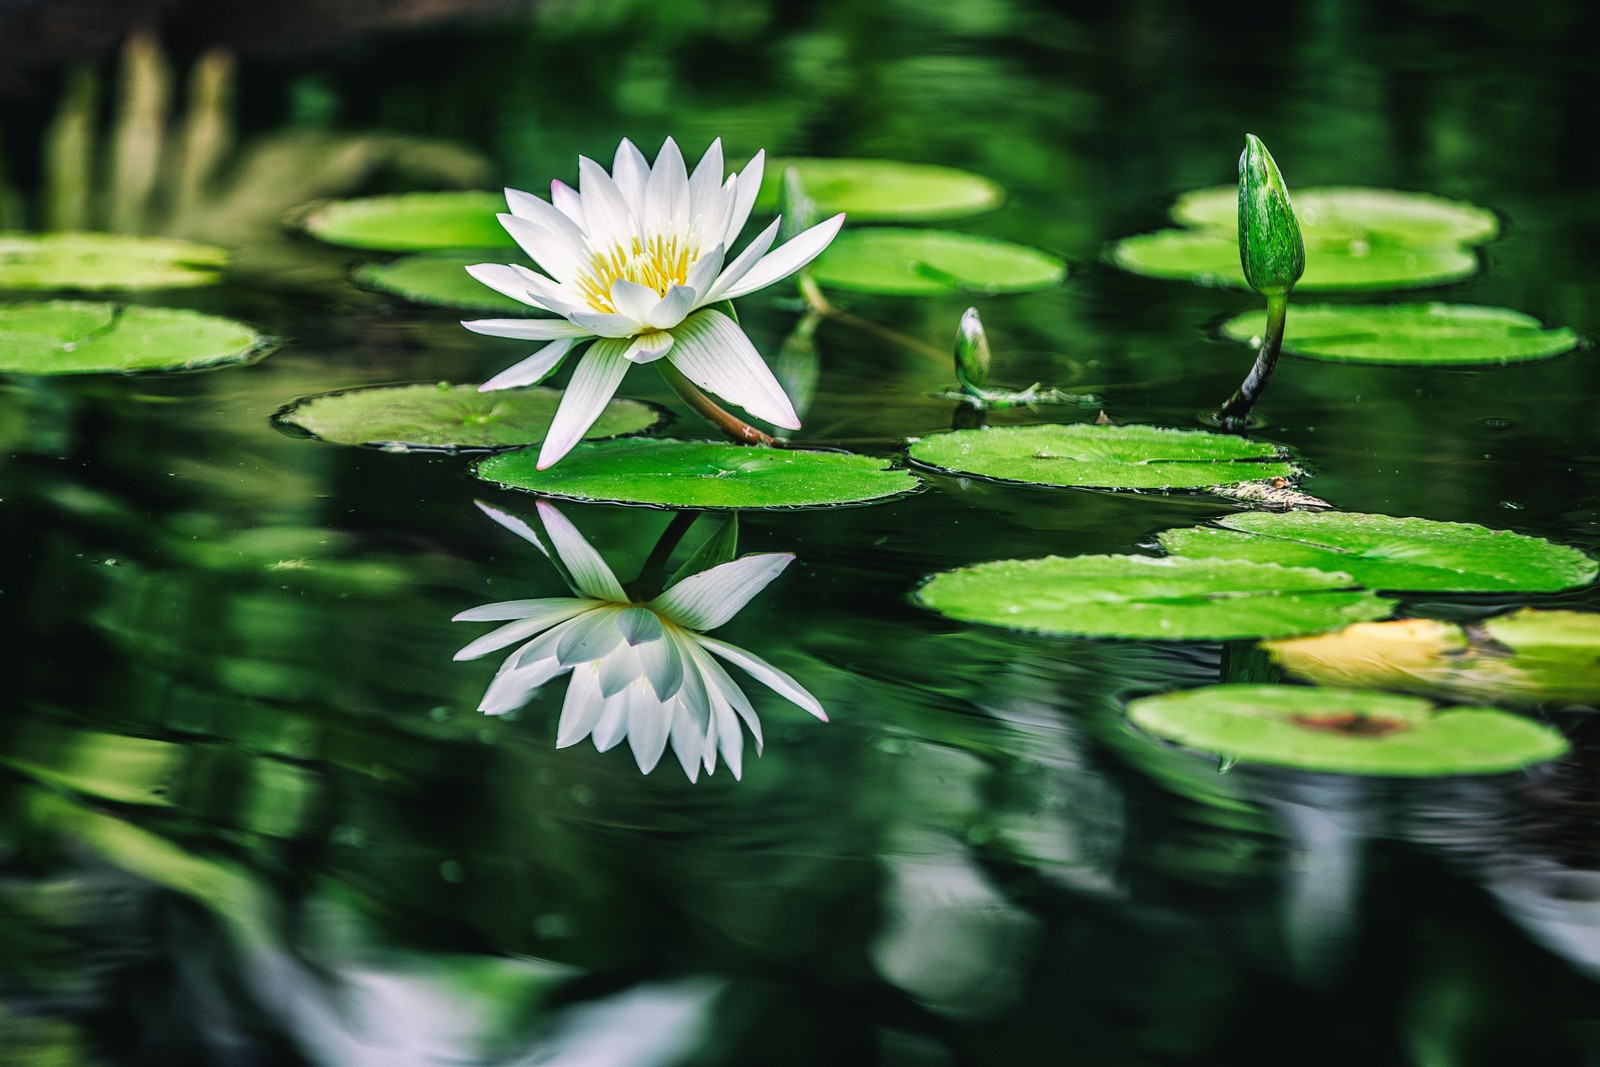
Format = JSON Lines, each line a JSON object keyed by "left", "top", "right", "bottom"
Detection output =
{"left": 777, "top": 166, "right": 819, "bottom": 246}
{"left": 954, "top": 307, "right": 990, "bottom": 390}
{"left": 1237, "top": 134, "right": 1304, "bottom": 296}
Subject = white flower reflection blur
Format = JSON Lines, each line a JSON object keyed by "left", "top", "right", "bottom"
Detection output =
{"left": 454, "top": 500, "right": 826, "bottom": 781}
{"left": 463, "top": 138, "right": 845, "bottom": 469}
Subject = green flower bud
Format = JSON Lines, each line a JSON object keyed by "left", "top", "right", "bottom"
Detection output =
{"left": 1237, "top": 134, "right": 1304, "bottom": 296}
{"left": 777, "top": 166, "right": 819, "bottom": 246}
{"left": 954, "top": 307, "right": 990, "bottom": 390}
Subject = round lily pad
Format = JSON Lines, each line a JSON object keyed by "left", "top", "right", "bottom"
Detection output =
{"left": 1264, "top": 610, "right": 1600, "bottom": 709}
{"left": 353, "top": 251, "right": 533, "bottom": 312}
{"left": 1219, "top": 304, "right": 1580, "bottom": 365}
{"left": 1158, "top": 512, "right": 1597, "bottom": 593}
{"left": 756, "top": 158, "right": 1004, "bottom": 221}
{"left": 277, "top": 382, "right": 668, "bottom": 453}
{"left": 914, "top": 555, "right": 1393, "bottom": 641}
{"left": 1110, "top": 230, "right": 1479, "bottom": 292}
{"left": 1126, "top": 684, "right": 1567, "bottom": 776}
{"left": 300, "top": 192, "right": 516, "bottom": 252}
{"left": 811, "top": 229, "right": 1065, "bottom": 296}
{"left": 907, "top": 424, "right": 1299, "bottom": 490}
{"left": 0, "top": 301, "right": 272, "bottom": 376}
{"left": 475, "top": 438, "right": 923, "bottom": 509}
{"left": 1172, "top": 186, "right": 1500, "bottom": 245}
{"left": 0, "top": 233, "right": 228, "bottom": 290}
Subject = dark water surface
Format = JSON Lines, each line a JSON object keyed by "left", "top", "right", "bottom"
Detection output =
{"left": 3, "top": 1, "right": 1599, "bottom": 1063}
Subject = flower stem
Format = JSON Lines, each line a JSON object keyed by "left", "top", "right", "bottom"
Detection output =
{"left": 631, "top": 509, "right": 700, "bottom": 597}
{"left": 799, "top": 275, "right": 948, "bottom": 365}
{"left": 657, "top": 362, "right": 777, "bottom": 446}
{"left": 1214, "top": 291, "right": 1288, "bottom": 427}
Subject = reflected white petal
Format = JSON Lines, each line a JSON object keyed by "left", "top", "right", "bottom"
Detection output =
{"left": 699, "top": 635, "right": 826, "bottom": 720}
{"left": 556, "top": 661, "right": 606, "bottom": 747}
{"left": 649, "top": 553, "right": 792, "bottom": 631}
{"left": 453, "top": 600, "right": 594, "bottom": 660}
{"left": 668, "top": 701, "right": 704, "bottom": 782}
{"left": 591, "top": 690, "right": 630, "bottom": 751}
{"left": 454, "top": 596, "right": 589, "bottom": 622}
{"left": 473, "top": 500, "right": 554, "bottom": 562}
{"left": 555, "top": 607, "right": 625, "bottom": 665}
{"left": 626, "top": 680, "right": 673, "bottom": 773}
{"left": 535, "top": 500, "right": 628, "bottom": 600}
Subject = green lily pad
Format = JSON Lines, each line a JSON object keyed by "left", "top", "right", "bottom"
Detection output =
{"left": 756, "top": 158, "right": 1004, "bottom": 221}
{"left": 475, "top": 438, "right": 923, "bottom": 509}
{"left": 300, "top": 191, "right": 516, "bottom": 252}
{"left": 914, "top": 555, "right": 1393, "bottom": 641}
{"left": 907, "top": 424, "right": 1299, "bottom": 490}
{"left": 277, "top": 382, "right": 668, "bottom": 453}
{"left": 353, "top": 251, "right": 533, "bottom": 312}
{"left": 1264, "top": 610, "right": 1600, "bottom": 709}
{"left": 1173, "top": 186, "right": 1499, "bottom": 244}
{"left": 1158, "top": 512, "right": 1597, "bottom": 593}
{"left": 1219, "top": 304, "right": 1580, "bottom": 365}
{"left": 811, "top": 229, "right": 1065, "bottom": 296}
{"left": 0, "top": 301, "right": 272, "bottom": 376}
{"left": 1126, "top": 684, "right": 1567, "bottom": 776}
{"left": 0, "top": 233, "right": 228, "bottom": 290}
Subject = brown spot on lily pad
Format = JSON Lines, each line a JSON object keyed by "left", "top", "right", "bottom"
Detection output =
{"left": 1290, "top": 713, "right": 1407, "bottom": 737}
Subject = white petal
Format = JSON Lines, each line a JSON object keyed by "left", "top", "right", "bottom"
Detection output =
{"left": 684, "top": 640, "right": 751, "bottom": 774}
{"left": 699, "top": 635, "right": 827, "bottom": 720}
{"left": 668, "top": 701, "right": 704, "bottom": 782}
{"left": 722, "top": 150, "right": 764, "bottom": 248}
{"left": 645, "top": 137, "right": 691, "bottom": 240}
{"left": 504, "top": 189, "right": 586, "bottom": 247}
{"left": 613, "top": 606, "right": 664, "bottom": 645}
{"left": 671, "top": 630, "right": 711, "bottom": 730}
{"left": 555, "top": 607, "right": 626, "bottom": 665}
{"left": 683, "top": 244, "right": 725, "bottom": 298}
{"left": 578, "top": 155, "right": 636, "bottom": 249}
{"left": 649, "top": 553, "right": 792, "bottom": 631}
{"left": 454, "top": 596, "right": 589, "bottom": 622}
{"left": 625, "top": 680, "right": 672, "bottom": 773}
{"left": 556, "top": 662, "right": 605, "bottom": 747}
{"left": 598, "top": 641, "right": 643, "bottom": 697}
{"left": 637, "top": 629, "right": 685, "bottom": 700}
{"left": 714, "top": 214, "right": 845, "bottom": 301}
{"left": 609, "top": 278, "right": 660, "bottom": 325}
{"left": 453, "top": 600, "right": 594, "bottom": 660}
{"left": 688, "top": 139, "right": 726, "bottom": 239}
{"left": 473, "top": 500, "right": 555, "bottom": 561}
{"left": 704, "top": 218, "right": 780, "bottom": 302}
{"left": 461, "top": 317, "right": 590, "bottom": 341}
{"left": 536, "top": 337, "right": 633, "bottom": 470}
{"left": 665, "top": 309, "right": 800, "bottom": 430}
{"left": 646, "top": 285, "right": 696, "bottom": 330}
{"left": 612, "top": 139, "right": 651, "bottom": 217}
{"left": 591, "top": 690, "right": 630, "bottom": 751}
{"left": 497, "top": 213, "right": 585, "bottom": 284}
{"left": 478, "top": 338, "right": 575, "bottom": 392}
{"left": 464, "top": 262, "right": 584, "bottom": 317}
{"left": 551, "top": 180, "right": 584, "bottom": 225}
{"left": 464, "top": 263, "right": 539, "bottom": 307}
{"left": 568, "top": 310, "right": 645, "bottom": 339}
{"left": 535, "top": 499, "right": 628, "bottom": 600}
{"left": 624, "top": 330, "right": 674, "bottom": 364}
{"left": 478, "top": 642, "right": 570, "bottom": 715}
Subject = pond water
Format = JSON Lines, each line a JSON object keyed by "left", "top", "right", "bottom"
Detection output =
{"left": 3, "top": 2, "right": 1599, "bottom": 1063}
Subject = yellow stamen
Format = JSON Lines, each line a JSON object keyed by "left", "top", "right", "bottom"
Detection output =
{"left": 576, "top": 232, "right": 695, "bottom": 313}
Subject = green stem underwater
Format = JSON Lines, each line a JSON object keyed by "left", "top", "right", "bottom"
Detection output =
{"left": 1215, "top": 291, "right": 1288, "bottom": 427}
{"left": 630, "top": 509, "right": 700, "bottom": 598}
{"left": 657, "top": 362, "right": 778, "bottom": 447}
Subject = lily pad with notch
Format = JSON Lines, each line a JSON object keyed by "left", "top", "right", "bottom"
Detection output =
{"left": 0, "top": 233, "right": 228, "bottom": 290}
{"left": 277, "top": 382, "right": 667, "bottom": 453}
{"left": 907, "top": 424, "right": 1300, "bottom": 491}
{"left": 300, "top": 191, "right": 516, "bottom": 252}
{"left": 1263, "top": 609, "right": 1600, "bottom": 709}
{"left": 475, "top": 438, "right": 924, "bottom": 509}
{"left": 1219, "top": 303, "right": 1580, "bottom": 365}
{"left": 756, "top": 158, "right": 1004, "bottom": 222}
{"left": 1158, "top": 511, "right": 1597, "bottom": 593}
{"left": 811, "top": 229, "right": 1065, "bottom": 296}
{"left": 1126, "top": 683, "right": 1567, "bottom": 776}
{"left": 0, "top": 301, "right": 273, "bottom": 376}
{"left": 353, "top": 251, "right": 535, "bottom": 312}
{"left": 914, "top": 554, "right": 1393, "bottom": 641}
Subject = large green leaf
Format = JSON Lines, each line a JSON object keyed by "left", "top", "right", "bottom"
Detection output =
{"left": 811, "top": 229, "right": 1065, "bottom": 296}
{"left": 0, "top": 301, "right": 272, "bottom": 375}
{"left": 756, "top": 158, "right": 1003, "bottom": 221}
{"left": 914, "top": 555, "right": 1393, "bottom": 640}
{"left": 353, "top": 251, "right": 533, "bottom": 312}
{"left": 907, "top": 424, "right": 1299, "bottom": 490}
{"left": 1219, "top": 303, "right": 1580, "bottom": 365}
{"left": 1159, "top": 512, "right": 1597, "bottom": 593}
{"left": 300, "top": 191, "right": 516, "bottom": 252}
{"left": 0, "top": 233, "right": 227, "bottom": 290}
{"left": 475, "top": 439, "right": 923, "bottom": 509}
{"left": 1264, "top": 610, "right": 1600, "bottom": 709}
{"left": 1173, "top": 186, "right": 1499, "bottom": 244}
{"left": 278, "top": 382, "right": 668, "bottom": 453}
{"left": 1127, "top": 684, "right": 1567, "bottom": 775}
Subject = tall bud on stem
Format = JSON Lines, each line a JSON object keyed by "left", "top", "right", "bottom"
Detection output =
{"left": 954, "top": 307, "right": 991, "bottom": 394}
{"left": 1215, "top": 134, "right": 1303, "bottom": 426}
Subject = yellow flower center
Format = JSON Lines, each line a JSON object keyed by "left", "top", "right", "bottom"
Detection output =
{"left": 577, "top": 232, "right": 694, "bottom": 312}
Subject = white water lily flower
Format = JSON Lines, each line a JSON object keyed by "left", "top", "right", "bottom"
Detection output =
{"left": 454, "top": 500, "right": 827, "bottom": 781}
{"left": 463, "top": 137, "right": 845, "bottom": 469}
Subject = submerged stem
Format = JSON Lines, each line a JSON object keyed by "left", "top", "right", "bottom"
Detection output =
{"left": 1215, "top": 291, "right": 1288, "bottom": 426}
{"left": 799, "top": 275, "right": 948, "bottom": 365}
{"left": 631, "top": 510, "right": 700, "bottom": 597}
{"left": 657, "top": 362, "right": 777, "bottom": 447}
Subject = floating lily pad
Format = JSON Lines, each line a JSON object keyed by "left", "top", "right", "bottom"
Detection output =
{"left": 0, "top": 301, "right": 272, "bottom": 376}
{"left": 0, "top": 233, "right": 227, "bottom": 290}
{"left": 756, "top": 158, "right": 1004, "bottom": 221}
{"left": 1127, "top": 684, "right": 1567, "bottom": 776}
{"left": 811, "top": 229, "right": 1065, "bottom": 296}
{"left": 914, "top": 555, "right": 1392, "bottom": 641}
{"left": 353, "top": 251, "right": 533, "bottom": 312}
{"left": 300, "top": 191, "right": 515, "bottom": 252}
{"left": 1110, "top": 186, "right": 1498, "bottom": 292}
{"left": 1219, "top": 304, "right": 1580, "bottom": 365}
{"left": 277, "top": 382, "right": 668, "bottom": 453}
{"left": 907, "top": 424, "right": 1299, "bottom": 490}
{"left": 1264, "top": 610, "right": 1600, "bottom": 709}
{"left": 1159, "top": 512, "right": 1597, "bottom": 593}
{"left": 475, "top": 438, "right": 923, "bottom": 509}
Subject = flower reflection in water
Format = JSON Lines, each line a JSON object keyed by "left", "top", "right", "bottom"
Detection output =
{"left": 455, "top": 500, "right": 826, "bottom": 781}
